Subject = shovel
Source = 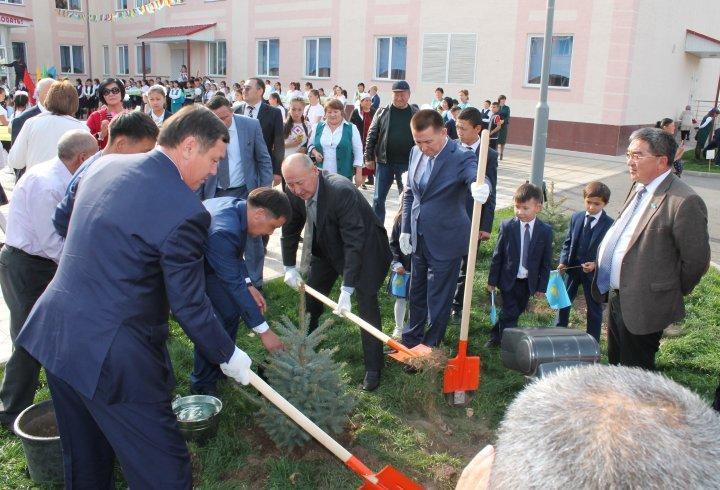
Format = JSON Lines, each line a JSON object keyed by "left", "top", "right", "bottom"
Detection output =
{"left": 302, "top": 284, "right": 432, "bottom": 364}
{"left": 247, "top": 371, "right": 423, "bottom": 489}
{"left": 442, "top": 130, "right": 489, "bottom": 407}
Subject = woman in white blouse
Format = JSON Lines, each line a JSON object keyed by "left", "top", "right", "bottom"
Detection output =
{"left": 308, "top": 98, "right": 363, "bottom": 186}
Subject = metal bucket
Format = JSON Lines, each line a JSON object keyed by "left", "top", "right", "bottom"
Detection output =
{"left": 13, "top": 400, "right": 63, "bottom": 485}
{"left": 172, "top": 395, "right": 222, "bottom": 445}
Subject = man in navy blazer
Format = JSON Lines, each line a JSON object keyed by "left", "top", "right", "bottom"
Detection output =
{"left": 399, "top": 109, "right": 490, "bottom": 348}
{"left": 557, "top": 182, "right": 614, "bottom": 341}
{"left": 203, "top": 95, "right": 273, "bottom": 289}
{"left": 192, "top": 188, "right": 290, "bottom": 395}
{"left": 16, "top": 106, "right": 254, "bottom": 489}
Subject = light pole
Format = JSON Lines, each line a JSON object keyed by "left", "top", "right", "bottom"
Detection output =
{"left": 529, "top": 0, "right": 555, "bottom": 187}
{"left": 85, "top": 0, "right": 92, "bottom": 79}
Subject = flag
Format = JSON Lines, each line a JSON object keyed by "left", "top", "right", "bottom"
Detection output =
{"left": 489, "top": 290, "right": 497, "bottom": 325}
{"left": 47, "top": 66, "right": 57, "bottom": 79}
{"left": 23, "top": 70, "right": 35, "bottom": 105}
{"left": 545, "top": 270, "right": 572, "bottom": 310}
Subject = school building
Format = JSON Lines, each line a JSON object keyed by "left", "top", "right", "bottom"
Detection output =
{"left": 1, "top": 0, "right": 719, "bottom": 155}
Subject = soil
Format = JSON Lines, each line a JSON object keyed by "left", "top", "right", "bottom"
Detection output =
{"left": 21, "top": 411, "right": 59, "bottom": 438}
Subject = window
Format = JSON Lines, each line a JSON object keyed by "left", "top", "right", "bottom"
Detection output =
{"left": 257, "top": 39, "right": 279, "bottom": 77}
{"left": 103, "top": 45, "right": 110, "bottom": 75}
{"left": 304, "top": 37, "right": 330, "bottom": 78}
{"left": 134, "top": 0, "right": 152, "bottom": 6}
{"left": 117, "top": 45, "right": 129, "bottom": 75}
{"left": 135, "top": 44, "right": 151, "bottom": 74}
{"left": 0, "top": 0, "right": 24, "bottom": 4}
{"left": 421, "top": 33, "right": 476, "bottom": 84}
{"left": 375, "top": 36, "right": 407, "bottom": 80}
{"left": 60, "top": 45, "right": 84, "bottom": 74}
{"left": 11, "top": 42, "right": 26, "bottom": 64}
{"left": 525, "top": 35, "right": 573, "bottom": 87}
{"left": 55, "top": 0, "right": 82, "bottom": 10}
{"left": 114, "top": 0, "right": 128, "bottom": 10}
{"left": 208, "top": 41, "right": 226, "bottom": 76}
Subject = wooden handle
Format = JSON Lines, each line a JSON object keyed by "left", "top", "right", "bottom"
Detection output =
{"left": 459, "top": 130, "right": 490, "bottom": 342}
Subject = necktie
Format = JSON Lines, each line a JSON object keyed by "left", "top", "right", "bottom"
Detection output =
{"left": 521, "top": 223, "right": 531, "bottom": 269}
{"left": 418, "top": 156, "right": 434, "bottom": 193}
{"left": 596, "top": 188, "right": 648, "bottom": 293}
{"left": 217, "top": 155, "right": 230, "bottom": 189}
{"left": 248, "top": 105, "right": 254, "bottom": 118}
{"left": 576, "top": 216, "right": 595, "bottom": 263}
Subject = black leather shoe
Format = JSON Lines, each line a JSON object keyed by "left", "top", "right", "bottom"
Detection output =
{"left": 190, "top": 386, "right": 219, "bottom": 398}
{"left": 362, "top": 371, "right": 380, "bottom": 391}
{"left": 484, "top": 339, "right": 501, "bottom": 349}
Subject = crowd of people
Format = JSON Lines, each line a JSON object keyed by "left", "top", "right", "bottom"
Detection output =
{"left": 0, "top": 71, "right": 715, "bottom": 488}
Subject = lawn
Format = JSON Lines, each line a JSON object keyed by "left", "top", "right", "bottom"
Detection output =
{"left": 1, "top": 208, "right": 719, "bottom": 489}
{"left": 681, "top": 148, "right": 720, "bottom": 174}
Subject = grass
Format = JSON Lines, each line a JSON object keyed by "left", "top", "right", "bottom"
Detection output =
{"left": 1, "top": 208, "right": 719, "bottom": 488}
{"left": 681, "top": 148, "right": 720, "bottom": 173}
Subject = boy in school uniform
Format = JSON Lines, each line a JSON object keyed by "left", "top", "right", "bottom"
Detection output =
{"left": 479, "top": 100, "right": 492, "bottom": 131}
{"left": 488, "top": 102, "right": 504, "bottom": 150}
{"left": 487, "top": 183, "right": 553, "bottom": 348}
{"left": 556, "top": 181, "right": 614, "bottom": 342}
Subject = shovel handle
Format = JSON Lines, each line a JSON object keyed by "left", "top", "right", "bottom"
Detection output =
{"left": 459, "top": 130, "right": 490, "bottom": 342}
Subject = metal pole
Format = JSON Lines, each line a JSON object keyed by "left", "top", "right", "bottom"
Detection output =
{"left": 85, "top": 0, "right": 92, "bottom": 79}
{"left": 141, "top": 42, "right": 146, "bottom": 79}
{"left": 529, "top": 0, "right": 555, "bottom": 187}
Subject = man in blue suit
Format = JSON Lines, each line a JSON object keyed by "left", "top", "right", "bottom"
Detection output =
{"left": 192, "top": 188, "right": 290, "bottom": 395}
{"left": 398, "top": 109, "right": 490, "bottom": 349}
{"left": 557, "top": 181, "right": 614, "bottom": 341}
{"left": 16, "top": 106, "right": 254, "bottom": 489}
{"left": 202, "top": 95, "right": 273, "bottom": 289}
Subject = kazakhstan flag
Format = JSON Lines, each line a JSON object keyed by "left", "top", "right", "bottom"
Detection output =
{"left": 545, "top": 270, "right": 572, "bottom": 309}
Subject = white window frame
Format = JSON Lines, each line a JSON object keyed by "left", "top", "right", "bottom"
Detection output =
{"left": 59, "top": 44, "right": 85, "bottom": 74}
{"left": 303, "top": 37, "right": 331, "bottom": 79}
{"left": 256, "top": 38, "right": 279, "bottom": 78}
{"left": 117, "top": 45, "right": 129, "bottom": 75}
{"left": 374, "top": 35, "right": 407, "bottom": 81}
{"left": 208, "top": 41, "right": 227, "bottom": 76}
{"left": 114, "top": 0, "right": 128, "bottom": 10}
{"left": 102, "top": 45, "right": 110, "bottom": 75}
{"left": 523, "top": 34, "right": 574, "bottom": 90}
{"left": 0, "top": 0, "right": 24, "bottom": 5}
{"left": 135, "top": 44, "right": 151, "bottom": 75}
{"left": 55, "top": 0, "right": 82, "bottom": 11}
{"left": 420, "top": 33, "right": 477, "bottom": 84}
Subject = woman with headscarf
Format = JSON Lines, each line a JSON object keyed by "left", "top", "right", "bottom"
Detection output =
{"left": 350, "top": 93, "right": 377, "bottom": 188}
{"left": 695, "top": 108, "right": 719, "bottom": 160}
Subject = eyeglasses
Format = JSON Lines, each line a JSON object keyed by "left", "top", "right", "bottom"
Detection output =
{"left": 102, "top": 87, "right": 121, "bottom": 96}
{"left": 625, "top": 151, "right": 659, "bottom": 162}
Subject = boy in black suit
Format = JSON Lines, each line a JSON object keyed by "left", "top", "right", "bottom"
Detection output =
{"left": 487, "top": 183, "right": 553, "bottom": 347}
{"left": 556, "top": 181, "right": 614, "bottom": 341}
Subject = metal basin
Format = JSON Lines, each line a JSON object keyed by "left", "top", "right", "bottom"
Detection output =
{"left": 172, "top": 395, "right": 222, "bottom": 445}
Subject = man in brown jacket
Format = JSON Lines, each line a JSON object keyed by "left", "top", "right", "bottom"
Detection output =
{"left": 592, "top": 127, "right": 710, "bottom": 370}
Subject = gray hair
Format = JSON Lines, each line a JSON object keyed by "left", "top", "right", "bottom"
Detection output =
{"left": 489, "top": 364, "right": 720, "bottom": 489}
{"left": 35, "top": 77, "right": 55, "bottom": 104}
{"left": 57, "top": 130, "right": 97, "bottom": 163}
{"left": 629, "top": 127, "right": 677, "bottom": 166}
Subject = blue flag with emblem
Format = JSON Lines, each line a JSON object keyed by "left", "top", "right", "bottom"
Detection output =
{"left": 545, "top": 270, "right": 572, "bottom": 309}
{"left": 489, "top": 290, "right": 497, "bottom": 325}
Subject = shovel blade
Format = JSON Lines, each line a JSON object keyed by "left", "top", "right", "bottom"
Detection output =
{"left": 358, "top": 465, "right": 424, "bottom": 490}
{"left": 443, "top": 354, "right": 480, "bottom": 394}
{"left": 387, "top": 344, "right": 433, "bottom": 365}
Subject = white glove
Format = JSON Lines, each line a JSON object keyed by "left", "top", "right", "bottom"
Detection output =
{"left": 334, "top": 287, "right": 353, "bottom": 315}
{"left": 399, "top": 233, "right": 412, "bottom": 256}
{"left": 471, "top": 182, "right": 490, "bottom": 204}
{"left": 283, "top": 266, "right": 303, "bottom": 290}
{"left": 219, "top": 346, "right": 252, "bottom": 385}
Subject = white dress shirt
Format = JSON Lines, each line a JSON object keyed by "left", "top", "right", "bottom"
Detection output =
{"left": 517, "top": 218, "right": 536, "bottom": 279}
{"left": 9, "top": 113, "right": 89, "bottom": 170}
{"left": 309, "top": 121, "right": 363, "bottom": 175}
{"left": 597, "top": 169, "right": 672, "bottom": 289}
{"left": 584, "top": 210, "right": 603, "bottom": 229}
{"left": 5, "top": 157, "right": 73, "bottom": 262}
{"left": 462, "top": 138, "right": 481, "bottom": 153}
{"left": 227, "top": 117, "right": 244, "bottom": 188}
{"left": 304, "top": 104, "right": 325, "bottom": 128}
{"left": 243, "top": 101, "right": 261, "bottom": 119}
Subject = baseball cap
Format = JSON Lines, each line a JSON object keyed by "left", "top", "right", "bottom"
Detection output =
{"left": 391, "top": 80, "right": 410, "bottom": 92}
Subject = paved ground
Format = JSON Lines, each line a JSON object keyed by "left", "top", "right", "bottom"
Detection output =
{"left": 1, "top": 144, "right": 718, "bottom": 364}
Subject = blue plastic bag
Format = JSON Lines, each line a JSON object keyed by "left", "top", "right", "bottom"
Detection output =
{"left": 390, "top": 271, "right": 409, "bottom": 298}
{"left": 489, "top": 290, "right": 497, "bottom": 325}
{"left": 545, "top": 270, "right": 572, "bottom": 309}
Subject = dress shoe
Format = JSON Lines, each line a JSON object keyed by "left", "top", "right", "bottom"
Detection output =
{"left": 484, "top": 339, "right": 501, "bottom": 349}
{"left": 190, "top": 386, "right": 219, "bottom": 398}
{"left": 362, "top": 371, "right": 380, "bottom": 391}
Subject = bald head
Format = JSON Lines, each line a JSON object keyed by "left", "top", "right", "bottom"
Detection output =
{"left": 282, "top": 153, "right": 319, "bottom": 201}
{"left": 36, "top": 78, "right": 55, "bottom": 107}
{"left": 57, "top": 130, "right": 98, "bottom": 173}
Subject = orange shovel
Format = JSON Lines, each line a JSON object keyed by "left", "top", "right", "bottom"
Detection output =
{"left": 442, "top": 130, "right": 489, "bottom": 407}
{"left": 303, "top": 284, "right": 432, "bottom": 364}
{"left": 248, "top": 371, "right": 423, "bottom": 489}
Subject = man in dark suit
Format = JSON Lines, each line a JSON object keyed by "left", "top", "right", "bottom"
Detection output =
{"left": 281, "top": 154, "right": 392, "bottom": 391}
{"left": 192, "top": 188, "right": 290, "bottom": 395}
{"left": 16, "top": 106, "right": 254, "bottom": 488}
{"left": 398, "top": 109, "right": 490, "bottom": 349}
{"left": 593, "top": 128, "right": 710, "bottom": 369}
{"left": 556, "top": 182, "right": 614, "bottom": 342}
{"left": 234, "top": 77, "right": 284, "bottom": 186}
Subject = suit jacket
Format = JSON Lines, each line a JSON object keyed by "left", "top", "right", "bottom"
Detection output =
{"left": 591, "top": 173, "right": 710, "bottom": 335}
{"left": 281, "top": 170, "right": 391, "bottom": 293}
{"left": 559, "top": 210, "right": 614, "bottom": 268}
{"left": 234, "top": 102, "right": 285, "bottom": 176}
{"left": 203, "top": 197, "right": 264, "bottom": 329}
{"left": 464, "top": 144, "right": 498, "bottom": 234}
{"left": 349, "top": 106, "right": 377, "bottom": 146}
{"left": 488, "top": 217, "right": 554, "bottom": 294}
{"left": 402, "top": 139, "right": 480, "bottom": 261}
{"left": 10, "top": 105, "right": 40, "bottom": 145}
{"left": 17, "top": 150, "right": 235, "bottom": 403}
{"left": 201, "top": 114, "right": 273, "bottom": 199}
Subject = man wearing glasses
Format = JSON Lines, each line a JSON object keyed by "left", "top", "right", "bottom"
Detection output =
{"left": 592, "top": 127, "right": 710, "bottom": 370}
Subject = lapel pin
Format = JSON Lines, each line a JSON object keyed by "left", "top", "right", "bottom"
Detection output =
{"left": 650, "top": 202, "right": 658, "bottom": 209}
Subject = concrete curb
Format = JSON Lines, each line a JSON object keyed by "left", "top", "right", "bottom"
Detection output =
{"left": 712, "top": 261, "right": 720, "bottom": 271}
{"left": 683, "top": 169, "right": 720, "bottom": 179}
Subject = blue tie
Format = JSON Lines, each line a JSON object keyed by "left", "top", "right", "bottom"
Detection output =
{"left": 596, "top": 188, "right": 647, "bottom": 293}
{"left": 418, "top": 156, "right": 434, "bottom": 193}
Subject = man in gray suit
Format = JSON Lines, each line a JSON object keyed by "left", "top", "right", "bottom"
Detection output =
{"left": 593, "top": 127, "right": 710, "bottom": 370}
{"left": 204, "top": 96, "right": 273, "bottom": 288}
